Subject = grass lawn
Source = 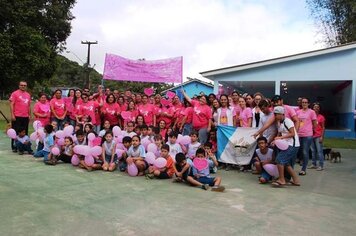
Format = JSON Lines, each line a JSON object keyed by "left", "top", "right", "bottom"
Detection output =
{"left": 1, "top": 120, "right": 355, "bottom": 149}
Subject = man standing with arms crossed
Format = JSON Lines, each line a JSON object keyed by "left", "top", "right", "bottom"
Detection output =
{"left": 9, "top": 81, "right": 31, "bottom": 152}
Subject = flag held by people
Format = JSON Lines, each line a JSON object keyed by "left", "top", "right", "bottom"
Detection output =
{"left": 217, "top": 126, "right": 258, "bottom": 165}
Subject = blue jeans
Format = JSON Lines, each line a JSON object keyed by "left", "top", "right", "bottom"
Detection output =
{"left": 310, "top": 137, "right": 324, "bottom": 168}
{"left": 33, "top": 150, "right": 50, "bottom": 162}
{"left": 198, "top": 128, "right": 208, "bottom": 145}
{"left": 299, "top": 136, "right": 313, "bottom": 171}
{"left": 182, "top": 123, "right": 192, "bottom": 136}
{"left": 15, "top": 141, "right": 33, "bottom": 153}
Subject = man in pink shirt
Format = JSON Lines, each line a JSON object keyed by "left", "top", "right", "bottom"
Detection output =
{"left": 9, "top": 81, "right": 31, "bottom": 152}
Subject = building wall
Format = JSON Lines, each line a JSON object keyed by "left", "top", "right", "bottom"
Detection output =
{"left": 172, "top": 82, "right": 213, "bottom": 100}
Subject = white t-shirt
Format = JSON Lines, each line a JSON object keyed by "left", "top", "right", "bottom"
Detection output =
{"left": 166, "top": 142, "right": 183, "bottom": 159}
{"left": 277, "top": 118, "right": 300, "bottom": 147}
{"left": 256, "top": 148, "right": 274, "bottom": 162}
{"left": 260, "top": 112, "right": 277, "bottom": 141}
{"left": 187, "top": 142, "right": 201, "bottom": 158}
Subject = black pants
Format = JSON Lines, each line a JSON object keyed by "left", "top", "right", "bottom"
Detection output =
{"left": 11, "top": 117, "right": 29, "bottom": 150}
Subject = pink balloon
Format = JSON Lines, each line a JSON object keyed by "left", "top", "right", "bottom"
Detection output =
{"left": 32, "top": 120, "right": 42, "bottom": 131}
{"left": 154, "top": 157, "right": 167, "bottom": 169}
{"left": 112, "top": 126, "right": 121, "bottom": 136}
{"left": 55, "top": 130, "right": 65, "bottom": 139}
{"left": 193, "top": 158, "right": 209, "bottom": 171}
{"left": 63, "top": 125, "right": 74, "bottom": 136}
{"left": 263, "top": 164, "right": 279, "bottom": 177}
{"left": 92, "top": 137, "right": 102, "bottom": 146}
{"left": 116, "top": 149, "right": 125, "bottom": 159}
{"left": 121, "top": 111, "right": 132, "bottom": 121}
{"left": 144, "top": 88, "right": 154, "bottom": 96}
{"left": 57, "top": 138, "right": 65, "bottom": 146}
{"left": 71, "top": 154, "right": 80, "bottom": 166}
{"left": 180, "top": 136, "right": 191, "bottom": 145}
{"left": 7, "top": 129, "right": 17, "bottom": 139}
{"left": 275, "top": 139, "right": 289, "bottom": 151}
{"left": 166, "top": 91, "right": 176, "bottom": 99}
{"left": 73, "top": 145, "right": 91, "bottom": 156}
{"left": 128, "top": 163, "right": 138, "bottom": 176}
{"left": 91, "top": 146, "right": 102, "bottom": 157}
{"left": 85, "top": 155, "right": 95, "bottom": 166}
{"left": 116, "top": 135, "right": 123, "bottom": 143}
{"left": 51, "top": 147, "right": 60, "bottom": 155}
{"left": 145, "top": 152, "right": 156, "bottom": 165}
{"left": 117, "top": 143, "right": 125, "bottom": 150}
{"left": 71, "top": 135, "right": 77, "bottom": 143}
{"left": 142, "top": 138, "right": 151, "bottom": 150}
{"left": 147, "top": 143, "right": 157, "bottom": 153}
{"left": 37, "top": 128, "right": 45, "bottom": 140}
{"left": 30, "top": 132, "right": 38, "bottom": 141}
{"left": 87, "top": 133, "right": 96, "bottom": 141}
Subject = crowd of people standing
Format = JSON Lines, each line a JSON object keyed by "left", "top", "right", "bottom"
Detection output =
{"left": 8, "top": 80, "right": 326, "bottom": 188}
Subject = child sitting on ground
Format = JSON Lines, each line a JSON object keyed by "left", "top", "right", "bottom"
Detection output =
{"left": 15, "top": 128, "right": 33, "bottom": 155}
{"left": 146, "top": 144, "right": 175, "bottom": 179}
{"left": 33, "top": 124, "right": 54, "bottom": 162}
{"left": 126, "top": 135, "right": 147, "bottom": 176}
{"left": 252, "top": 137, "right": 275, "bottom": 183}
{"left": 75, "top": 130, "right": 87, "bottom": 145}
{"left": 203, "top": 142, "right": 218, "bottom": 173}
{"left": 119, "top": 136, "right": 132, "bottom": 171}
{"left": 102, "top": 131, "right": 118, "bottom": 172}
{"left": 191, "top": 148, "right": 225, "bottom": 192}
{"left": 47, "top": 136, "right": 74, "bottom": 165}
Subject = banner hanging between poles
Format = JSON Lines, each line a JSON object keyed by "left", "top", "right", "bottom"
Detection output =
{"left": 103, "top": 53, "right": 183, "bottom": 83}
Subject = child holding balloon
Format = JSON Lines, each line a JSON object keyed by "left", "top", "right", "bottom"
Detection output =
{"left": 126, "top": 135, "right": 147, "bottom": 176}
{"left": 33, "top": 124, "right": 54, "bottom": 162}
{"left": 147, "top": 144, "right": 175, "bottom": 179}
{"left": 56, "top": 136, "right": 74, "bottom": 164}
{"left": 101, "top": 131, "right": 118, "bottom": 172}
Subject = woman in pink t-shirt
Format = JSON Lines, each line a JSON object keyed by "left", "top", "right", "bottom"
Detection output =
{"left": 33, "top": 92, "right": 51, "bottom": 127}
{"left": 182, "top": 89, "right": 212, "bottom": 144}
{"left": 77, "top": 93, "right": 101, "bottom": 131}
{"left": 123, "top": 101, "right": 139, "bottom": 128}
{"left": 155, "top": 103, "right": 174, "bottom": 129}
{"left": 238, "top": 97, "right": 252, "bottom": 127}
{"left": 50, "top": 89, "right": 67, "bottom": 130}
{"left": 297, "top": 98, "right": 317, "bottom": 175}
{"left": 310, "top": 103, "right": 326, "bottom": 170}
{"left": 138, "top": 95, "right": 155, "bottom": 126}
{"left": 102, "top": 94, "right": 121, "bottom": 127}
{"left": 65, "top": 89, "right": 76, "bottom": 126}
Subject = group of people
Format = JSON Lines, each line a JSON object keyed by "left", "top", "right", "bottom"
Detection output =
{"left": 8, "top": 80, "right": 326, "bottom": 189}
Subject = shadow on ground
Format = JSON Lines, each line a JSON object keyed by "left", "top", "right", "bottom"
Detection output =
{"left": 0, "top": 133, "right": 355, "bottom": 236}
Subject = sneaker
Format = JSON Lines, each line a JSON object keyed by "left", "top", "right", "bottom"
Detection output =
{"left": 211, "top": 186, "right": 225, "bottom": 192}
{"left": 212, "top": 166, "right": 218, "bottom": 173}
{"left": 18, "top": 151, "right": 24, "bottom": 155}
{"left": 201, "top": 184, "right": 210, "bottom": 190}
{"left": 316, "top": 167, "right": 324, "bottom": 171}
{"left": 308, "top": 165, "right": 317, "bottom": 169}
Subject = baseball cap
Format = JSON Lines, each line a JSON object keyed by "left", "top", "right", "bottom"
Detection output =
{"left": 273, "top": 106, "right": 285, "bottom": 114}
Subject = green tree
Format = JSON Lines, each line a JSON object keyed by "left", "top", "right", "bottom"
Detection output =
{"left": 0, "top": 0, "right": 76, "bottom": 95}
{"left": 307, "top": 0, "right": 356, "bottom": 46}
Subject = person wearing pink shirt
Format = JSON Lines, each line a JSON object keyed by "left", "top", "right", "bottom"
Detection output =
{"left": 297, "top": 98, "right": 317, "bottom": 175}
{"left": 50, "top": 89, "right": 67, "bottom": 130}
{"left": 138, "top": 95, "right": 155, "bottom": 126}
{"left": 9, "top": 81, "right": 31, "bottom": 152}
{"left": 102, "top": 94, "right": 121, "bottom": 127}
{"left": 310, "top": 103, "right": 326, "bottom": 171}
{"left": 33, "top": 92, "right": 51, "bottom": 127}
{"left": 230, "top": 91, "right": 242, "bottom": 117}
{"left": 238, "top": 97, "right": 253, "bottom": 127}
{"left": 182, "top": 89, "right": 212, "bottom": 144}
{"left": 155, "top": 104, "right": 174, "bottom": 128}
{"left": 65, "top": 89, "right": 76, "bottom": 126}
{"left": 77, "top": 93, "right": 101, "bottom": 131}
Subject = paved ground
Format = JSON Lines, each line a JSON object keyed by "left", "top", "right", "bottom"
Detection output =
{"left": 0, "top": 132, "right": 355, "bottom": 236}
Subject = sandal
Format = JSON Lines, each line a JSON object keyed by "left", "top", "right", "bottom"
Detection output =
{"left": 288, "top": 181, "right": 301, "bottom": 186}
{"left": 298, "top": 171, "right": 306, "bottom": 176}
{"left": 272, "top": 181, "right": 285, "bottom": 188}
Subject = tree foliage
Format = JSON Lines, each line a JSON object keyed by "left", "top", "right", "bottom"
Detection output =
{"left": 307, "top": 0, "right": 356, "bottom": 46}
{"left": 0, "top": 0, "right": 76, "bottom": 95}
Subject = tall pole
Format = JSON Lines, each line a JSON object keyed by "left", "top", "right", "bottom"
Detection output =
{"left": 81, "top": 40, "right": 98, "bottom": 90}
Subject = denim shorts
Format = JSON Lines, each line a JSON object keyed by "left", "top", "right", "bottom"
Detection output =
{"left": 276, "top": 146, "right": 299, "bottom": 166}
{"left": 105, "top": 154, "right": 118, "bottom": 164}
{"left": 196, "top": 176, "right": 215, "bottom": 186}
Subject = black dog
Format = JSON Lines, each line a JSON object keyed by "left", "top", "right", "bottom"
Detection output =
{"left": 323, "top": 148, "right": 332, "bottom": 160}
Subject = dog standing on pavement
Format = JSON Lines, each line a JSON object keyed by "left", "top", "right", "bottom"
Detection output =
{"left": 323, "top": 148, "right": 332, "bottom": 160}
{"left": 329, "top": 151, "right": 341, "bottom": 163}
